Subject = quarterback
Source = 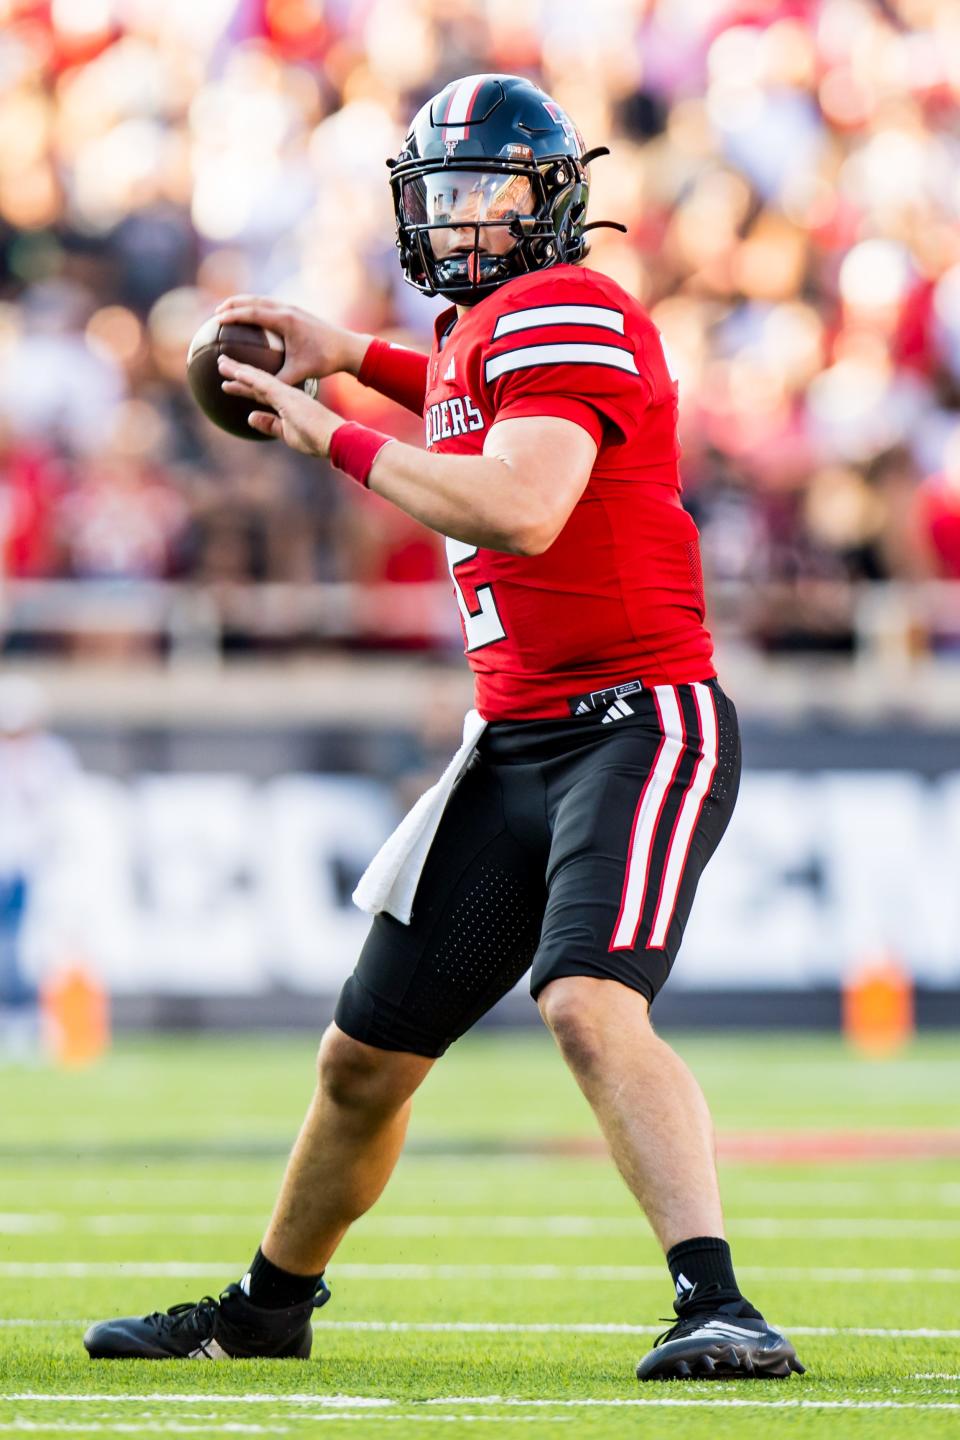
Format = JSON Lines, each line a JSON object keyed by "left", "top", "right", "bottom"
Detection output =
{"left": 85, "top": 74, "right": 803, "bottom": 1382}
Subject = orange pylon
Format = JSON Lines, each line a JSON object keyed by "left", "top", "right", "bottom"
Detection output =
{"left": 40, "top": 965, "right": 110, "bottom": 1067}
{"left": 842, "top": 952, "right": 914, "bottom": 1057}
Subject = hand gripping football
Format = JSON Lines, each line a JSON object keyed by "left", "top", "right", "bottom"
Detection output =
{"left": 186, "top": 318, "right": 317, "bottom": 443}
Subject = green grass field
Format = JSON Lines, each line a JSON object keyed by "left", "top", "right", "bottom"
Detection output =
{"left": 2, "top": 1028, "right": 959, "bottom": 1438}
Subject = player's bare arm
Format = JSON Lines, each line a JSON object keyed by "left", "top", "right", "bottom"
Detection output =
{"left": 370, "top": 414, "right": 596, "bottom": 556}
{"left": 218, "top": 352, "right": 596, "bottom": 556}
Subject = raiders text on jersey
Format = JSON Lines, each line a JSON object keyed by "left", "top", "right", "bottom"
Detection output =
{"left": 425, "top": 394, "right": 486, "bottom": 447}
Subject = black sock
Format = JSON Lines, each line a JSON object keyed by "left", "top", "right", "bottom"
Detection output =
{"left": 242, "top": 1248, "right": 323, "bottom": 1309}
{"left": 665, "top": 1236, "right": 760, "bottom": 1317}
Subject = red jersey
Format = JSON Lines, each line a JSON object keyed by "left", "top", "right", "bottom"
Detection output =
{"left": 423, "top": 264, "right": 715, "bottom": 720}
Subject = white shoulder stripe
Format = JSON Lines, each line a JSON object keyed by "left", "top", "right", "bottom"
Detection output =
{"left": 492, "top": 305, "right": 625, "bottom": 339}
{"left": 485, "top": 342, "right": 639, "bottom": 383}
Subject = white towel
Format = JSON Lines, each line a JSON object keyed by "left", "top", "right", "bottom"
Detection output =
{"left": 352, "top": 708, "right": 488, "bottom": 924}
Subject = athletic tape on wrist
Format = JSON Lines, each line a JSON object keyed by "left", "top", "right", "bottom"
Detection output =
{"left": 329, "top": 422, "right": 394, "bottom": 488}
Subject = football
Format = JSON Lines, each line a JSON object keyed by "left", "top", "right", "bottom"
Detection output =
{"left": 186, "top": 318, "right": 316, "bottom": 442}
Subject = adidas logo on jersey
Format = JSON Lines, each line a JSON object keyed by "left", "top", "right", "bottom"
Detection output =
{"left": 601, "top": 697, "right": 634, "bottom": 724}
{"left": 425, "top": 395, "right": 485, "bottom": 447}
{"left": 444, "top": 355, "right": 456, "bottom": 382}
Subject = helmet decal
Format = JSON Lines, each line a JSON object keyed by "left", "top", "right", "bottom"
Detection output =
{"left": 541, "top": 99, "right": 577, "bottom": 144}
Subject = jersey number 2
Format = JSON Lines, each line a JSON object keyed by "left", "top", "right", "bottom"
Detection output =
{"left": 446, "top": 537, "right": 506, "bottom": 652}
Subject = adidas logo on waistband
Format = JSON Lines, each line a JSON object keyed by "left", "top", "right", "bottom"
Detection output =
{"left": 602, "top": 698, "right": 634, "bottom": 724}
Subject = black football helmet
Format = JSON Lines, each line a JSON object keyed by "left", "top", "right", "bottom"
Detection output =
{"left": 388, "top": 74, "right": 620, "bottom": 303}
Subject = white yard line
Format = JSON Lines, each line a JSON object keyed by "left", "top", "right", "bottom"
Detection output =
{"left": 0, "top": 1423, "right": 564, "bottom": 1433}
{"left": 3, "top": 1319, "right": 960, "bottom": 1339}
{"left": 436, "top": 1398, "right": 960, "bottom": 1411}
{"left": 5, "top": 1394, "right": 960, "bottom": 1414}
{"left": 0, "top": 1422, "right": 565, "bottom": 1434}
{"left": 5, "top": 1213, "right": 960, "bottom": 1239}
{"left": 0, "top": 1416, "right": 564, "bottom": 1428}
{"left": 306, "top": 1322, "right": 960, "bottom": 1339}
{"left": 5, "top": 1261, "right": 958, "bottom": 1282}
{"left": 3, "top": 1397, "right": 390, "bottom": 1407}
{"left": 0, "top": 1427, "right": 285, "bottom": 1436}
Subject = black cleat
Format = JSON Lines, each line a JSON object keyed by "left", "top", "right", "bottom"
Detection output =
{"left": 83, "top": 1279, "right": 331, "bottom": 1360}
{"left": 636, "top": 1300, "right": 805, "bottom": 1382}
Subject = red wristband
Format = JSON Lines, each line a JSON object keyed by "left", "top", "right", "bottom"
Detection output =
{"left": 358, "top": 337, "right": 429, "bottom": 416}
{"left": 329, "top": 422, "right": 394, "bottom": 487}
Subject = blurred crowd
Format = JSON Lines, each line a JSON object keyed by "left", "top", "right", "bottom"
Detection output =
{"left": 1, "top": 0, "right": 960, "bottom": 657}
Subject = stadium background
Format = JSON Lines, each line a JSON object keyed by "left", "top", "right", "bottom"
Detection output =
{"left": 1, "top": 0, "right": 960, "bottom": 1029}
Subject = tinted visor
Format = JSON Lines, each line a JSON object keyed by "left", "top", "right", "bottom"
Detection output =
{"left": 401, "top": 169, "right": 536, "bottom": 231}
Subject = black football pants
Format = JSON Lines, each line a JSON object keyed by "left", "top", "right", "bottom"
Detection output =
{"left": 336, "top": 678, "right": 741, "bottom": 1058}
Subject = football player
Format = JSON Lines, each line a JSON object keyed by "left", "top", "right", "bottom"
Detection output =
{"left": 85, "top": 74, "right": 803, "bottom": 1383}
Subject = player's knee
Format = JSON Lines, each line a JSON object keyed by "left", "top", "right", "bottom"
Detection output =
{"left": 537, "top": 977, "right": 608, "bottom": 1074}
{"left": 317, "top": 1023, "right": 428, "bottom": 1113}
{"left": 538, "top": 975, "right": 654, "bottom": 1074}
{"left": 317, "top": 1025, "right": 395, "bottom": 1111}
